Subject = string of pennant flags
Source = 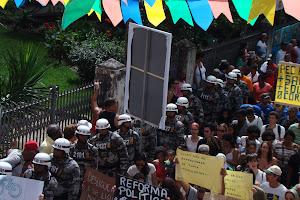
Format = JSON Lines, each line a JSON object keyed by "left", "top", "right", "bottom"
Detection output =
{"left": 0, "top": 0, "right": 299, "bottom": 30}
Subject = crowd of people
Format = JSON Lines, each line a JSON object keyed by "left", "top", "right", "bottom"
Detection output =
{"left": 0, "top": 33, "right": 300, "bottom": 200}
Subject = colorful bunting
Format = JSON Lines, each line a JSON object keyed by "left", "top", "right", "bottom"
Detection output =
{"left": 102, "top": 0, "right": 123, "bottom": 26}
{"left": 208, "top": 0, "right": 233, "bottom": 23}
{"left": 14, "top": 0, "right": 25, "bottom": 8}
{"left": 35, "top": 0, "right": 49, "bottom": 6}
{"left": 144, "top": 0, "right": 156, "bottom": 7}
{"left": 121, "top": 0, "right": 142, "bottom": 25}
{"left": 232, "top": 0, "right": 257, "bottom": 25}
{"left": 165, "top": 0, "right": 193, "bottom": 26}
{"left": 144, "top": 0, "right": 165, "bottom": 27}
{"left": 91, "top": 0, "right": 102, "bottom": 15}
{"left": 248, "top": 0, "right": 277, "bottom": 25}
{"left": 187, "top": 0, "right": 214, "bottom": 31}
{"left": 0, "top": 0, "right": 9, "bottom": 8}
{"left": 51, "top": 0, "right": 64, "bottom": 6}
{"left": 62, "top": 0, "right": 96, "bottom": 30}
{"left": 282, "top": 0, "right": 300, "bottom": 21}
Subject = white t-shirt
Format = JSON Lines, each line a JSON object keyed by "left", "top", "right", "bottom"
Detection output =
{"left": 240, "top": 136, "right": 261, "bottom": 152}
{"left": 257, "top": 40, "right": 267, "bottom": 58}
{"left": 256, "top": 169, "right": 267, "bottom": 184}
{"left": 246, "top": 115, "right": 263, "bottom": 130}
{"left": 261, "top": 182, "right": 287, "bottom": 200}
{"left": 261, "top": 124, "right": 285, "bottom": 140}
{"left": 247, "top": 71, "right": 260, "bottom": 83}
{"left": 276, "top": 49, "right": 286, "bottom": 64}
{"left": 186, "top": 135, "right": 202, "bottom": 153}
{"left": 127, "top": 163, "right": 156, "bottom": 185}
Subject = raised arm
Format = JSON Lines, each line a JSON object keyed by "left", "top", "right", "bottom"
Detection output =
{"left": 91, "top": 81, "right": 101, "bottom": 120}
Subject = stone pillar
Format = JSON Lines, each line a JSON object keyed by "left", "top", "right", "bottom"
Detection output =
{"left": 94, "top": 58, "right": 126, "bottom": 114}
{"left": 170, "top": 39, "right": 197, "bottom": 85}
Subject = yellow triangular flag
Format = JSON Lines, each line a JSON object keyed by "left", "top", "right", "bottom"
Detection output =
{"left": 63, "top": 0, "right": 69, "bottom": 5}
{"left": 248, "top": 0, "right": 276, "bottom": 25}
{"left": 95, "top": 11, "right": 101, "bottom": 21}
{"left": 88, "top": 9, "right": 94, "bottom": 16}
{"left": 0, "top": 0, "right": 9, "bottom": 9}
{"left": 144, "top": 0, "right": 166, "bottom": 27}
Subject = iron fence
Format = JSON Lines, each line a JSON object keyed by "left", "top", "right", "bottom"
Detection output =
{"left": 0, "top": 82, "right": 94, "bottom": 158}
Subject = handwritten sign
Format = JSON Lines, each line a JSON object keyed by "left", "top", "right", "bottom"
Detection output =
{"left": 0, "top": 175, "right": 44, "bottom": 200}
{"left": 114, "top": 175, "right": 168, "bottom": 200}
{"left": 204, "top": 193, "right": 240, "bottom": 200}
{"left": 224, "top": 170, "right": 253, "bottom": 200}
{"left": 175, "top": 149, "right": 223, "bottom": 194}
{"left": 80, "top": 167, "right": 116, "bottom": 200}
{"left": 275, "top": 62, "right": 300, "bottom": 107}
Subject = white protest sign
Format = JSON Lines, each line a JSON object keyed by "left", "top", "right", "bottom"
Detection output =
{"left": 0, "top": 175, "right": 44, "bottom": 200}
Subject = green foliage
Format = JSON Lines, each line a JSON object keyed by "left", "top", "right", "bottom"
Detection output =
{"left": 68, "top": 31, "right": 125, "bottom": 81}
{"left": 0, "top": 43, "right": 52, "bottom": 104}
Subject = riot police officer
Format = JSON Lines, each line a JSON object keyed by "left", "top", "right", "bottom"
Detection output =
{"left": 70, "top": 125, "right": 98, "bottom": 182}
{"left": 116, "top": 114, "right": 140, "bottom": 166}
{"left": 175, "top": 97, "right": 194, "bottom": 135}
{"left": 157, "top": 103, "right": 184, "bottom": 151}
{"left": 89, "top": 118, "right": 129, "bottom": 177}
{"left": 232, "top": 69, "right": 251, "bottom": 104}
{"left": 24, "top": 153, "right": 58, "bottom": 200}
{"left": 50, "top": 138, "right": 80, "bottom": 200}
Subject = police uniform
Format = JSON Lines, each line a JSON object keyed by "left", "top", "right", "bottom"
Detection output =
{"left": 24, "top": 169, "right": 58, "bottom": 200}
{"left": 157, "top": 118, "right": 184, "bottom": 150}
{"left": 69, "top": 142, "right": 98, "bottom": 181}
{"left": 89, "top": 131, "right": 129, "bottom": 177}
{"left": 116, "top": 129, "right": 140, "bottom": 166}
{"left": 132, "top": 120, "right": 157, "bottom": 161}
{"left": 222, "top": 84, "right": 243, "bottom": 115}
{"left": 217, "top": 88, "right": 229, "bottom": 115}
{"left": 236, "top": 80, "right": 250, "bottom": 103}
{"left": 197, "top": 88, "right": 220, "bottom": 123}
{"left": 175, "top": 111, "right": 194, "bottom": 135}
{"left": 187, "top": 94, "right": 204, "bottom": 125}
{"left": 50, "top": 155, "right": 80, "bottom": 200}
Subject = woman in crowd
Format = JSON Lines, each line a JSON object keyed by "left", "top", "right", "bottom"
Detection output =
{"left": 227, "top": 122, "right": 240, "bottom": 148}
{"left": 261, "top": 111, "right": 285, "bottom": 141}
{"left": 222, "top": 133, "right": 239, "bottom": 169}
{"left": 238, "top": 140, "right": 257, "bottom": 171}
{"left": 153, "top": 146, "right": 167, "bottom": 184}
{"left": 216, "top": 123, "right": 228, "bottom": 140}
{"left": 273, "top": 130, "right": 299, "bottom": 186}
{"left": 257, "top": 141, "right": 278, "bottom": 171}
{"left": 161, "top": 177, "right": 185, "bottom": 200}
{"left": 217, "top": 109, "right": 231, "bottom": 125}
{"left": 185, "top": 123, "right": 202, "bottom": 153}
{"left": 246, "top": 153, "right": 267, "bottom": 185}
{"left": 127, "top": 152, "right": 158, "bottom": 186}
{"left": 193, "top": 49, "right": 206, "bottom": 90}
{"left": 253, "top": 74, "right": 272, "bottom": 102}
{"left": 167, "top": 79, "right": 179, "bottom": 104}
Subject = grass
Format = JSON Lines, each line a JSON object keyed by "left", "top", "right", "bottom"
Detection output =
{"left": 0, "top": 25, "right": 82, "bottom": 91}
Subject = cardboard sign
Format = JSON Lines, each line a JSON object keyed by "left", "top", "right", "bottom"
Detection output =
{"left": 224, "top": 170, "right": 253, "bottom": 200}
{"left": 204, "top": 193, "right": 240, "bottom": 200}
{"left": 275, "top": 62, "right": 300, "bottom": 107}
{"left": 80, "top": 167, "right": 116, "bottom": 200}
{"left": 175, "top": 149, "right": 224, "bottom": 194}
{"left": 114, "top": 174, "right": 168, "bottom": 200}
{"left": 0, "top": 175, "right": 44, "bottom": 200}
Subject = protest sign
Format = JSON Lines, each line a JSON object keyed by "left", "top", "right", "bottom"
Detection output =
{"left": 203, "top": 193, "right": 240, "bottom": 200}
{"left": 175, "top": 149, "right": 224, "bottom": 194}
{"left": 224, "top": 170, "right": 253, "bottom": 200}
{"left": 114, "top": 174, "right": 168, "bottom": 200}
{"left": 275, "top": 62, "right": 300, "bottom": 107}
{"left": 0, "top": 175, "right": 44, "bottom": 200}
{"left": 80, "top": 167, "right": 116, "bottom": 200}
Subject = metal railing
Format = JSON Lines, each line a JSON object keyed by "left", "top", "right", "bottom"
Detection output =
{"left": 0, "top": 82, "right": 94, "bottom": 158}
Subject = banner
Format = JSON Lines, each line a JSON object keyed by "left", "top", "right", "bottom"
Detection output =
{"left": 0, "top": 175, "right": 44, "bottom": 200}
{"left": 275, "top": 62, "right": 300, "bottom": 107}
{"left": 114, "top": 175, "right": 168, "bottom": 200}
{"left": 224, "top": 171, "right": 253, "bottom": 200}
{"left": 175, "top": 149, "right": 224, "bottom": 194}
{"left": 80, "top": 167, "right": 116, "bottom": 200}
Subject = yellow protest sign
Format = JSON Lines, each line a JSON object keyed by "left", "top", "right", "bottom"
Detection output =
{"left": 175, "top": 149, "right": 223, "bottom": 194}
{"left": 224, "top": 170, "right": 253, "bottom": 200}
{"left": 275, "top": 62, "right": 300, "bottom": 107}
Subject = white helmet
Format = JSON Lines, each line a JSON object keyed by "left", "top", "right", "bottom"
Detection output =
{"left": 232, "top": 69, "right": 241, "bottom": 77}
{"left": 75, "top": 125, "right": 91, "bottom": 136}
{"left": 33, "top": 153, "right": 51, "bottom": 168}
{"left": 166, "top": 103, "right": 178, "bottom": 113}
{"left": 205, "top": 75, "right": 217, "bottom": 84}
{"left": 215, "top": 79, "right": 224, "bottom": 88}
{"left": 95, "top": 118, "right": 111, "bottom": 130}
{"left": 0, "top": 162, "right": 12, "bottom": 175}
{"left": 52, "top": 138, "right": 71, "bottom": 154}
{"left": 176, "top": 97, "right": 189, "bottom": 108}
{"left": 181, "top": 83, "right": 192, "bottom": 92}
{"left": 77, "top": 119, "right": 92, "bottom": 129}
{"left": 226, "top": 72, "right": 237, "bottom": 81}
{"left": 118, "top": 114, "right": 132, "bottom": 126}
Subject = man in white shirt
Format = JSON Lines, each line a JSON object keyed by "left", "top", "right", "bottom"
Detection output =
{"left": 257, "top": 33, "right": 267, "bottom": 58}
{"left": 246, "top": 107, "right": 263, "bottom": 130}
{"left": 276, "top": 42, "right": 287, "bottom": 65}
{"left": 261, "top": 165, "right": 287, "bottom": 200}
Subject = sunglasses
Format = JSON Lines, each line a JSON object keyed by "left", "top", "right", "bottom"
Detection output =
{"left": 136, "top": 164, "right": 145, "bottom": 167}
{"left": 217, "top": 129, "right": 225, "bottom": 132}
